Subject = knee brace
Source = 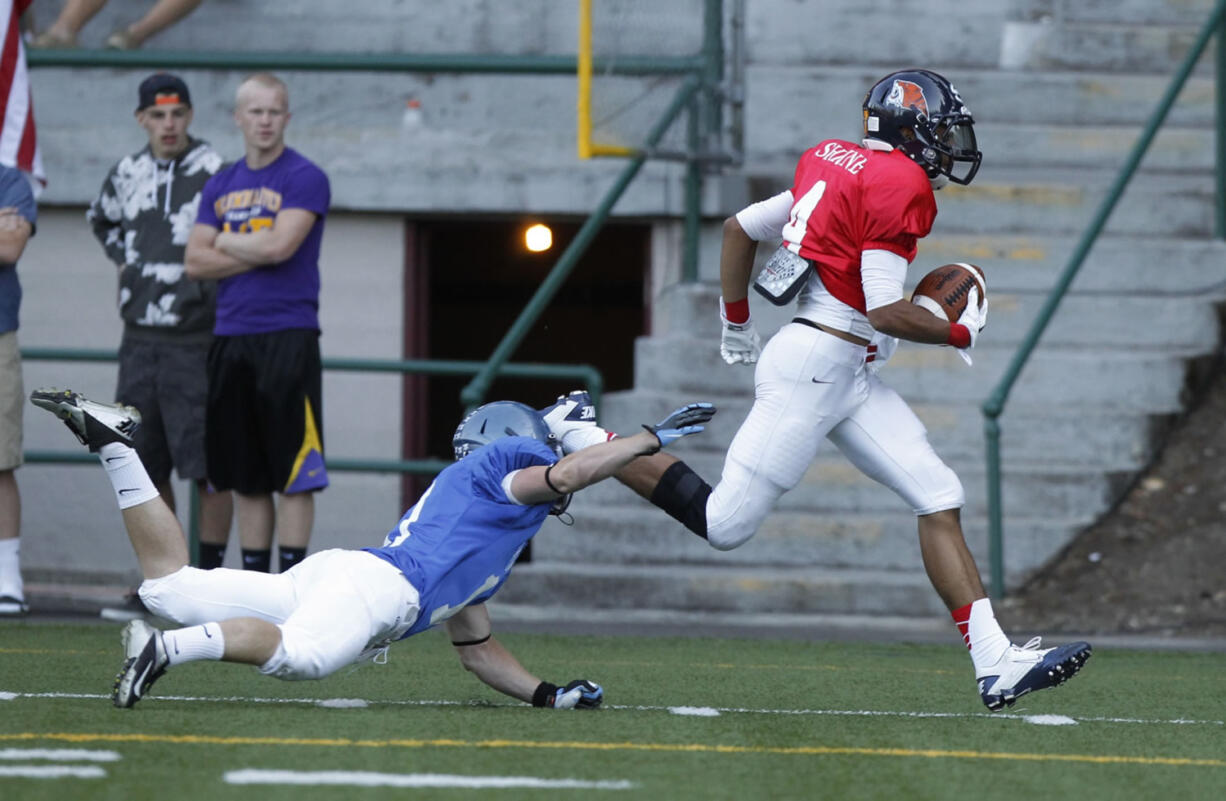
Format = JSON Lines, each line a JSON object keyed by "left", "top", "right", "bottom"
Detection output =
{"left": 649, "top": 461, "right": 712, "bottom": 539}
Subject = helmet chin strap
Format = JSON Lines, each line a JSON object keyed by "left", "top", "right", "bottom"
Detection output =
{"left": 929, "top": 174, "right": 949, "bottom": 190}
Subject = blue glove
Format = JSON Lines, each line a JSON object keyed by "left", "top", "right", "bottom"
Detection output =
{"left": 641, "top": 402, "right": 716, "bottom": 453}
{"left": 534, "top": 679, "right": 603, "bottom": 709}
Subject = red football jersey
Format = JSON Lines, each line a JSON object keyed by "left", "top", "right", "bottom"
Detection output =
{"left": 782, "top": 139, "right": 937, "bottom": 313}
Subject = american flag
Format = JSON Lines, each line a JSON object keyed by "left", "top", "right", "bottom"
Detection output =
{"left": 0, "top": 0, "right": 43, "bottom": 184}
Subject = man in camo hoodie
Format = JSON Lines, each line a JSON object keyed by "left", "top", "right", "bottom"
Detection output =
{"left": 87, "top": 73, "right": 233, "bottom": 573}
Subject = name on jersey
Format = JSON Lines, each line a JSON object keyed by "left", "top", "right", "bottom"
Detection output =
{"left": 813, "top": 142, "right": 867, "bottom": 175}
{"left": 213, "top": 187, "right": 284, "bottom": 217}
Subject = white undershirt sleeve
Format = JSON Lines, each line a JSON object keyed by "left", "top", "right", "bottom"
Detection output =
{"left": 734, "top": 190, "right": 794, "bottom": 242}
{"left": 861, "top": 248, "right": 909, "bottom": 311}
{"left": 501, "top": 470, "right": 528, "bottom": 505}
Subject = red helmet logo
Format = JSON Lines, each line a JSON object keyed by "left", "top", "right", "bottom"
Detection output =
{"left": 885, "top": 79, "right": 929, "bottom": 116}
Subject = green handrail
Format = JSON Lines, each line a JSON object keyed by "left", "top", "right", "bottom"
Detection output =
{"left": 21, "top": 346, "right": 603, "bottom": 475}
{"left": 981, "top": 0, "right": 1226, "bottom": 598}
{"left": 27, "top": 48, "right": 703, "bottom": 75}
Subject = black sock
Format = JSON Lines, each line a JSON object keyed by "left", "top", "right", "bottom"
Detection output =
{"left": 196, "top": 543, "right": 227, "bottom": 570}
{"left": 241, "top": 548, "right": 271, "bottom": 572}
{"left": 279, "top": 547, "right": 307, "bottom": 574}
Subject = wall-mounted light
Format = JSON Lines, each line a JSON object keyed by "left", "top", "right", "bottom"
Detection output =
{"left": 524, "top": 223, "right": 553, "bottom": 253}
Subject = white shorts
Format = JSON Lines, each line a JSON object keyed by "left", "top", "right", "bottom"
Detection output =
{"left": 140, "top": 549, "right": 421, "bottom": 679}
{"left": 706, "top": 322, "right": 963, "bottom": 549}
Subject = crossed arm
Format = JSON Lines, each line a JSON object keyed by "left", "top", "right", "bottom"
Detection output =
{"left": 184, "top": 207, "right": 317, "bottom": 280}
{"left": 0, "top": 206, "right": 32, "bottom": 264}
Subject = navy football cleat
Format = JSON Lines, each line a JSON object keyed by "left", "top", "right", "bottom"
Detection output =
{"left": 30, "top": 388, "right": 141, "bottom": 452}
{"left": 977, "top": 637, "right": 1092, "bottom": 711}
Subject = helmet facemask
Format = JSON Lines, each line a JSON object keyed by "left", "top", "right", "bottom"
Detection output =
{"left": 862, "top": 69, "right": 983, "bottom": 188}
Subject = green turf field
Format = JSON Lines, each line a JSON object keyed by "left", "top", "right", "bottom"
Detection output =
{"left": 1, "top": 622, "right": 1223, "bottom": 800}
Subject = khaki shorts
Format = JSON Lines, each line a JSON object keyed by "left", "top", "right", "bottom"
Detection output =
{"left": 0, "top": 330, "right": 23, "bottom": 470}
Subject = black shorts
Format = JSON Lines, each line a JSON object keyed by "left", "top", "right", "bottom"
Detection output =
{"left": 206, "top": 329, "right": 328, "bottom": 495}
{"left": 116, "top": 336, "right": 210, "bottom": 484}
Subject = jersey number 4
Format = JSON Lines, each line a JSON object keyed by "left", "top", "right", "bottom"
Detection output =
{"left": 781, "top": 179, "right": 826, "bottom": 254}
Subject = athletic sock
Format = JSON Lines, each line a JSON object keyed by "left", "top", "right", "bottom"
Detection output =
{"left": 0, "top": 537, "right": 23, "bottom": 599}
{"left": 561, "top": 426, "right": 616, "bottom": 453}
{"left": 97, "top": 443, "right": 160, "bottom": 509}
{"left": 241, "top": 548, "right": 271, "bottom": 573}
{"left": 196, "top": 543, "right": 227, "bottom": 570}
{"left": 952, "top": 597, "right": 1012, "bottom": 675}
{"left": 278, "top": 547, "right": 307, "bottom": 573}
{"left": 163, "top": 622, "right": 225, "bottom": 666}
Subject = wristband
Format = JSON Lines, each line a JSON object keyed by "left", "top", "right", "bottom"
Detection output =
{"left": 947, "top": 323, "right": 971, "bottom": 349}
{"left": 532, "top": 681, "right": 559, "bottom": 707}
{"left": 543, "top": 463, "right": 563, "bottom": 494}
{"left": 721, "top": 296, "right": 750, "bottom": 325}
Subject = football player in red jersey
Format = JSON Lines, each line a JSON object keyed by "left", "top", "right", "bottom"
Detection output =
{"left": 547, "top": 71, "right": 1090, "bottom": 712}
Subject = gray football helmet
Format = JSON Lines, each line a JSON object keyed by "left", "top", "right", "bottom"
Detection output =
{"left": 452, "top": 400, "right": 570, "bottom": 514}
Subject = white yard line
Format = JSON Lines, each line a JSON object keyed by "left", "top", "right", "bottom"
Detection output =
{"left": 0, "top": 748, "right": 120, "bottom": 761}
{"left": 0, "top": 765, "right": 106, "bottom": 778}
{"left": 224, "top": 769, "right": 635, "bottom": 789}
{"left": 5, "top": 689, "right": 1223, "bottom": 727}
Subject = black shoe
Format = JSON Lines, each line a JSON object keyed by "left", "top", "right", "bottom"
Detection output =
{"left": 30, "top": 388, "right": 141, "bottom": 452}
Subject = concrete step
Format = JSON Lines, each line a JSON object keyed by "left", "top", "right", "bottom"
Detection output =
{"left": 653, "top": 279, "right": 1225, "bottom": 350}
{"left": 534, "top": 507, "right": 1087, "bottom": 582}
{"left": 744, "top": 67, "right": 1216, "bottom": 167}
{"left": 598, "top": 390, "right": 1169, "bottom": 469}
{"left": 497, "top": 560, "right": 952, "bottom": 617}
{"left": 1010, "top": 0, "right": 1218, "bottom": 26}
{"left": 1001, "top": 18, "right": 1216, "bottom": 74}
{"left": 913, "top": 234, "right": 1226, "bottom": 293}
{"left": 574, "top": 446, "right": 1130, "bottom": 519}
{"left": 634, "top": 337, "right": 1195, "bottom": 412}
{"left": 26, "top": 0, "right": 707, "bottom": 56}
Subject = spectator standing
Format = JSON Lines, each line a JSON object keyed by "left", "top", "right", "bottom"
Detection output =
{"left": 0, "top": 165, "right": 37, "bottom": 616}
{"left": 87, "top": 73, "right": 232, "bottom": 572}
{"left": 186, "top": 73, "right": 330, "bottom": 575}
{"left": 30, "top": 0, "right": 203, "bottom": 49}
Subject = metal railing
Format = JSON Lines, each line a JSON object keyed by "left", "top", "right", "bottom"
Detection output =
{"left": 981, "top": 0, "right": 1226, "bottom": 598}
{"left": 22, "top": 347, "right": 603, "bottom": 560}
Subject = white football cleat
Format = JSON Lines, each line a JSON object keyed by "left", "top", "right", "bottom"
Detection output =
{"left": 30, "top": 388, "right": 141, "bottom": 452}
{"left": 112, "top": 619, "right": 169, "bottom": 709}
{"left": 977, "top": 637, "right": 1092, "bottom": 711}
{"left": 539, "top": 390, "right": 599, "bottom": 453}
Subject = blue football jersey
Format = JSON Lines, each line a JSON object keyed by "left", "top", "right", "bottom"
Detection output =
{"left": 364, "top": 437, "right": 556, "bottom": 638}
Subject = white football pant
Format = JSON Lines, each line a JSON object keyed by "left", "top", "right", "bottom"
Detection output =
{"left": 139, "top": 549, "right": 421, "bottom": 679}
{"left": 705, "top": 322, "right": 964, "bottom": 550}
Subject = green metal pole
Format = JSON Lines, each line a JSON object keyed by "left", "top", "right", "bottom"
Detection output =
{"left": 683, "top": 102, "right": 702, "bottom": 282}
{"left": 188, "top": 481, "right": 201, "bottom": 567}
{"left": 984, "top": 414, "right": 1004, "bottom": 598}
{"left": 1218, "top": 9, "right": 1226, "bottom": 239}
{"left": 460, "top": 76, "right": 703, "bottom": 410}
{"left": 27, "top": 49, "right": 703, "bottom": 75}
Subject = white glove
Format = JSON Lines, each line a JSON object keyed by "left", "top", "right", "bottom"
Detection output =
{"left": 954, "top": 286, "right": 987, "bottom": 366}
{"left": 720, "top": 311, "right": 761, "bottom": 365}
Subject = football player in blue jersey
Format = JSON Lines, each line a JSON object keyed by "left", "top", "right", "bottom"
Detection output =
{"left": 29, "top": 387, "right": 714, "bottom": 710}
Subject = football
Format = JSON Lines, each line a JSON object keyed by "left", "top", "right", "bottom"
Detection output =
{"left": 910, "top": 263, "right": 987, "bottom": 321}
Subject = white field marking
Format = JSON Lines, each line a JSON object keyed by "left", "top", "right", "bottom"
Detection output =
{"left": 6, "top": 690, "right": 1224, "bottom": 728}
{"left": 0, "top": 748, "right": 121, "bottom": 761}
{"left": 0, "top": 765, "right": 106, "bottom": 779}
{"left": 1024, "top": 715, "right": 1078, "bottom": 726}
{"left": 669, "top": 706, "right": 721, "bottom": 717}
{"left": 224, "top": 769, "right": 635, "bottom": 789}
{"left": 0, "top": 691, "right": 16, "bottom": 700}
{"left": 316, "top": 698, "right": 369, "bottom": 708}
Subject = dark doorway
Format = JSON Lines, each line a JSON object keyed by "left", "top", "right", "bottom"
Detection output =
{"left": 401, "top": 217, "right": 649, "bottom": 504}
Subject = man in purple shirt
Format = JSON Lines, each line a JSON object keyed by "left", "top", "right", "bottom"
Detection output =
{"left": 186, "top": 73, "right": 329, "bottom": 575}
